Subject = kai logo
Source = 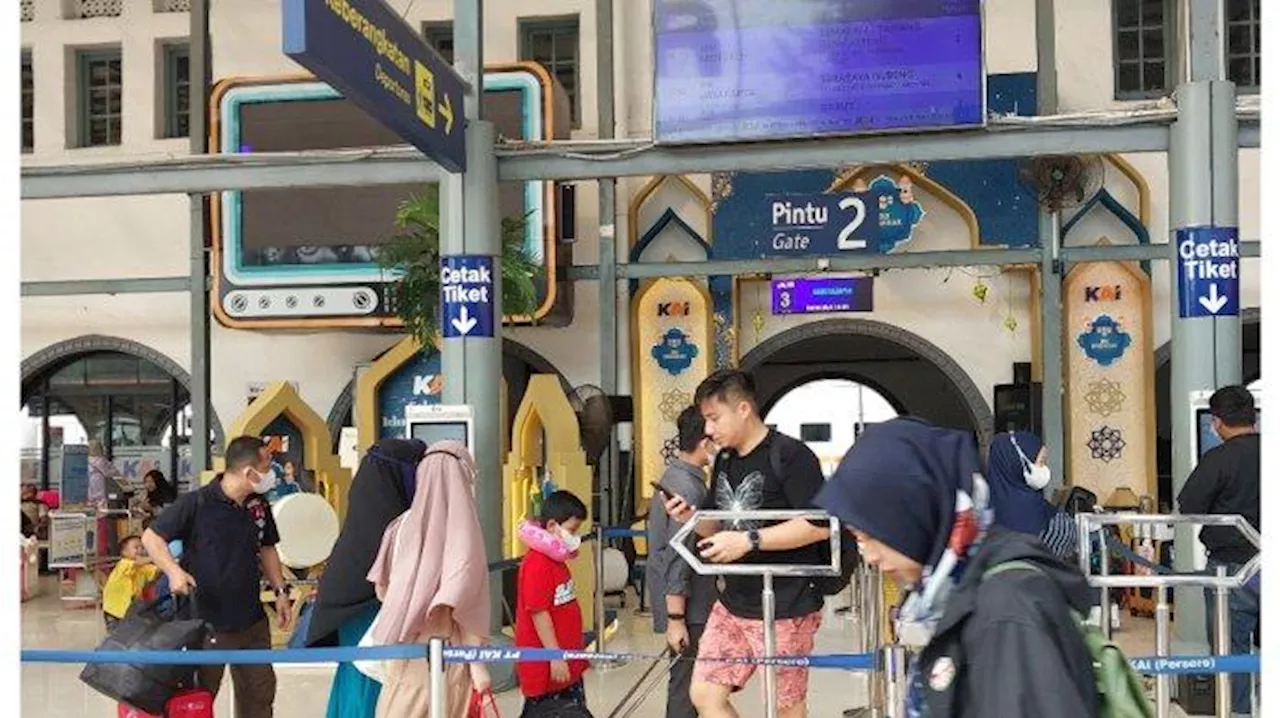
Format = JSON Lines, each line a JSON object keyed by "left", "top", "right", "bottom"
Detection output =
{"left": 657, "top": 302, "right": 692, "bottom": 317}
{"left": 412, "top": 374, "right": 443, "bottom": 397}
{"left": 1085, "top": 285, "right": 1123, "bottom": 302}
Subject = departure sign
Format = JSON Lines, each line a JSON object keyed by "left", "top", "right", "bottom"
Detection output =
{"left": 653, "top": 0, "right": 985, "bottom": 143}
{"left": 760, "top": 193, "right": 881, "bottom": 256}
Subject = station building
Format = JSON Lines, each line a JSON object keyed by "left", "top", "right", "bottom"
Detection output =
{"left": 19, "top": 0, "right": 1263, "bottom": 517}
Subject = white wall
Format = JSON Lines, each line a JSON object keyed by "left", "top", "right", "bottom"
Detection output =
{"left": 19, "top": 0, "right": 1264, "bottom": 439}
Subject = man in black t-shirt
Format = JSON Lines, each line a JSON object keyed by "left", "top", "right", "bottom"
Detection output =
{"left": 665, "top": 370, "right": 830, "bottom": 718}
{"left": 142, "top": 436, "right": 292, "bottom": 718}
{"left": 1178, "top": 385, "right": 1260, "bottom": 716}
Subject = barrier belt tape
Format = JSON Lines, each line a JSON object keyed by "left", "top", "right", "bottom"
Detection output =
{"left": 19, "top": 646, "right": 1258, "bottom": 675}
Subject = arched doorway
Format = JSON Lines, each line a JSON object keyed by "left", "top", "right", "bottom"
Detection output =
{"left": 20, "top": 335, "right": 225, "bottom": 492}
{"left": 1153, "top": 309, "right": 1261, "bottom": 506}
{"left": 325, "top": 338, "right": 572, "bottom": 453}
{"left": 741, "top": 319, "right": 993, "bottom": 448}
{"left": 764, "top": 378, "right": 901, "bottom": 476}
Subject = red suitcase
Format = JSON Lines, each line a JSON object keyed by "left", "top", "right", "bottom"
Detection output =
{"left": 165, "top": 687, "right": 214, "bottom": 718}
{"left": 117, "top": 704, "right": 161, "bottom": 718}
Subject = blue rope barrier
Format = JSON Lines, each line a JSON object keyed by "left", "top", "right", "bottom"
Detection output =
{"left": 21, "top": 645, "right": 873, "bottom": 670}
{"left": 1129, "top": 654, "right": 1259, "bottom": 675}
{"left": 601, "top": 527, "right": 646, "bottom": 540}
{"left": 19, "top": 644, "right": 1254, "bottom": 675}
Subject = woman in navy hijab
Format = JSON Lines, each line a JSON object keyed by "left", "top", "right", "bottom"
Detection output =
{"left": 986, "top": 431, "right": 1075, "bottom": 558}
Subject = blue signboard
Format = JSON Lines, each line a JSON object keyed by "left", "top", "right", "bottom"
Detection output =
{"left": 653, "top": 0, "right": 985, "bottom": 143}
{"left": 759, "top": 190, "right": 926, "bottom": 257}
{"left": 1176, "top": 227, "right": 1240, "bottom": 318}
{"left": 378, "top": 350, "right": 443, "bottom": 438}
{"left": 440, "top": 255, "right": 496, "bottom": 339}
{"left": 772, "top": 277, "right": 874, "bottom": 315}
{"left": 282, "top": 0, "right": 467, "bottom": 172}
{"left": 60, "top": 445, "right": 89, "bottom": 505}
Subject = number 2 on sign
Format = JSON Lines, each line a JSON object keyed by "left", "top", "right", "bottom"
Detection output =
{"left": 836, "top": 196, "right": 867, "bottom": 250}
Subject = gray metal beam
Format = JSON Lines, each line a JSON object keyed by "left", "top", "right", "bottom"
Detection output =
{"left": 561, "top": 241, "right": 1260, "bottom": 281}
{"left": 21, "top": 155, "right": 451, "bottom": 199}
{"left": 21, "top": 276, "right": 193, "bottom": 296}
{"left": 21, "top": 120, "right": 1260, "bottom": 199}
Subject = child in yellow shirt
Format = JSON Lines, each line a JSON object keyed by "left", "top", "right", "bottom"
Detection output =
{"left": 103, "top": 535, "right": 160, "bottom": 630}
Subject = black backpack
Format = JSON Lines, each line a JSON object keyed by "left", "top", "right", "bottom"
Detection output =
{"left": 767, "top": 434, "right": 860, "bottom": 595}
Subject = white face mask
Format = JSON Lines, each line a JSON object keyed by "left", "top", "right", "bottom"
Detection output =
{"left": 1025, "top": 463, "right": 1051, "bottom": 491}
{"left": 557, "top": 527, "right": 582, "bottom": 552}
{"left": 251, "top": 467, "right": 278, "bottom": 495}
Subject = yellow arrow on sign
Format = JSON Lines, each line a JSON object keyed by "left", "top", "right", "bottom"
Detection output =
{"left": 440, "top": 93, "right": 455, "bottom": 135}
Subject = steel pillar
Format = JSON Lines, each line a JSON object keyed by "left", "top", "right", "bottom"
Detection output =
{"left": 450, "top": 0, "right": 505, "bottom": 633}
{"left": 1169, "top": 0, "right": 1240, "bottom": 653}
{"left": 1034, "top": 0, "right": 1065, "bottom": 487}
{"left": 595, "top": 0, "right": 619, "bottom": 526}
{"left": 188, "top": 0, "right": 211, "bottom": 472}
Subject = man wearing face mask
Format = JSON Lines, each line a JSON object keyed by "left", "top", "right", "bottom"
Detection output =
{"left": 142, "top": 436, "right": 292, "bottom": 718}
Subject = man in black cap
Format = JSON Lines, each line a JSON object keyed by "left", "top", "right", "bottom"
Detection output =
{"left": 1178, "top": 384, "right": 1260, "bottom": 717}
{"left": 814, "top": 417, "right": 1099, "bottom": 718}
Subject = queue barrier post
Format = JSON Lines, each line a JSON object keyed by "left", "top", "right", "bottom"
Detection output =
{"left": 1075, "top": 513, "right": 1260, "bottom": 718}
{"left": 1213, "top": 565, "right": 1231, "bottom": 718}
{"left": 429, "top": 637, "right": 446, "bottom": 718}
{"left": 594, "top": 524, "right": 608, "bottom": 655}
{"left": 844, "top": 563, "right": 887, "bottom": 718}
{"left": 668, "top": 509, "right": 841, "bottom": 718}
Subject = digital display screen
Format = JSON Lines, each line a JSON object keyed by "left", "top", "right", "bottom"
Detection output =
{"left": 653, "top": 0, "right": 985, "bottom": 143}
{"left": 235, "top": 91, "right": 531, "bottom": 269}
{"left": 1197, "top": 409, "right": 1260, "bottom": 456}
{"left": 771, "top": 276, "right": 874, "bottom": 315}
{"left": 410, "top": 421, "right": 470, "bottom": 448}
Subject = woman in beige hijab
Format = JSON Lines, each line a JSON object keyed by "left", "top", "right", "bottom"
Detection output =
{"left": 366, "top": 440, "right": 492, "bottom": 718}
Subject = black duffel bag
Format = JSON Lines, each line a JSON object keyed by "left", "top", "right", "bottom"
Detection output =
{"left": 79, "top": 594, "right": 209, "bottom": 715}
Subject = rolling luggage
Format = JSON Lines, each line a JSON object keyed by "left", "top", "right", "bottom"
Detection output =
{"left": 164, "top": 686, "right": 215, "bottom": 718}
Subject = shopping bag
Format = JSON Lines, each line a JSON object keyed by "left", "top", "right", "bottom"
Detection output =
{"left": 79, "top": 595, "right": 208, "bottom": 715}
{"left": 468, "top": 688, "right": 502, "bottom": 718}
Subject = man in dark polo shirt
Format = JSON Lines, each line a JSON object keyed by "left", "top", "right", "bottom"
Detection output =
{"left": 142, "top": 436, "right": 292, "bottom": 718}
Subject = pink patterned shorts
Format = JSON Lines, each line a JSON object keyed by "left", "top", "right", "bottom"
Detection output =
{"left": 692, "top": 601, "right": 823, "bottom": 709}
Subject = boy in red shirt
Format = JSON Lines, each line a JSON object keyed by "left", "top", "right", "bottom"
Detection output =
{"left": 514, "top": 491, "right": 590, "bottom": 716}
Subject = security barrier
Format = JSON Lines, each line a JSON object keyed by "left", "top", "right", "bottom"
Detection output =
{"left": 1077, "top": 512, "right": 1261, "bottom": 718}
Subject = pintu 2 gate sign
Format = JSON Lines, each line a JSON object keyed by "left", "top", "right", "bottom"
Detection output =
{"left": 282, "top": 0, "right": 468, "bottom": 172}
{"left": 762, "top": 192, "right": 883, "bottom": 257}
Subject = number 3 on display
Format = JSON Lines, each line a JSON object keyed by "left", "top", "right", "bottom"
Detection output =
{"left": 836, "top": 196, "right": 868, "bottom": 250}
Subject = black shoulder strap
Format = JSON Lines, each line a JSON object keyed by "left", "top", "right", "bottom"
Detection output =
{"left": 768, "top": 430, "right": 796, "bottom": 481}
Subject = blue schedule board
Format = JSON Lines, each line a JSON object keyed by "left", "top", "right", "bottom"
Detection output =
{"left": 653, "top": 0, "right": 985, "bottom": 143}
{"left": 1175, "top": 226, "right": 1240, "bottom": 318}
{"left": 282, "top": 0, "right": 467, "bottom": 172}
{"left": 440, "top": 255, "right": 496, "bottom": 339}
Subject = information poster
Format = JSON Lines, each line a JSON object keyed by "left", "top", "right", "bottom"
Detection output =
{"left": 48, "top": 513, "right": 89, "bottom": 569}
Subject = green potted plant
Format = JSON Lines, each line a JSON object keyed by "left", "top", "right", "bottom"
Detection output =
{"left": 377, "top": 186, "right": 541, "bottom": 345}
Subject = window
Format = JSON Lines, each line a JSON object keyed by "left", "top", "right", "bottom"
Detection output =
{"left": 422, "top": 22, "right": 454, "bottom": 65}
{"left": 77, "top": 49, "right": 123, "bottom": 147}
{"left": 162, "top": 43, "right": 190, "bottom": 138}
{"left": 21, "top": 53, "right": 33, "bottom": 153}
{"left": 799, "top": 424, "right": 832, "bottom": 443}
{"left": 1114, "top": 0, "right": 1261, "bottom": 97}
{"left": 1226, "top": 0, "right": 1260, "bottom": 91}
{"left": 1113, "top": 0, "right": 1170, "bottom": 98}
{"left": 520, "top": 16, "right": 580, "bottom": 126}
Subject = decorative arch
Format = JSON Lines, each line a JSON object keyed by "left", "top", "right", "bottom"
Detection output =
{"left": 324, "top": 336, "right": 571, "bottom": 451}
{"left": 21, "top": 334, "right": 227, "bottom": 451}
{"left": 626, "top": 174, "right": 713, "bottom": 252}
{"left": 758, "top": 370, "right": 909, "bottom": 419}
{"left": 739, "top": 318, "right": 994, "bottom": 446}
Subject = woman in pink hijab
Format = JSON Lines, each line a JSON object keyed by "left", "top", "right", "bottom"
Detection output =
{"left": 366, "top": 440, "right": 492, "bottom": 718}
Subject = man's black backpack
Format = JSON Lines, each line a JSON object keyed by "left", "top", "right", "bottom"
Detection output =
{"left": 767, "top": 434, "right": 860, "bottom": 595}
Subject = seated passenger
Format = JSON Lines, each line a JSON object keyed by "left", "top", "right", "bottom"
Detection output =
{"left": 816, "top": 417, "right": 1100, "bottom": 718}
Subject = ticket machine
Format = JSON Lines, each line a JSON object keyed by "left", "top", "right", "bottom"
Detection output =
{"left": 404, "top": 404, "right": 476, "bottom": 449}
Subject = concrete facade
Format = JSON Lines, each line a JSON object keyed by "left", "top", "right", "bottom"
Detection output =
{"left": 20, "top": 0, "right": 1263, "bottom": 451}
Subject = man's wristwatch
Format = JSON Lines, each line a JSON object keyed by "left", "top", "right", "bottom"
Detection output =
{"left": 273, "top": 586, "right": 288, "bottom": 599}
{"left": 746, "top": 529, "right": 762, "bottom": 553}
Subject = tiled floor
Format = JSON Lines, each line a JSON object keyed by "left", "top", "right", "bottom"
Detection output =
{"left": 20, "top": 577, "right": 1212, "bottom": 717}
